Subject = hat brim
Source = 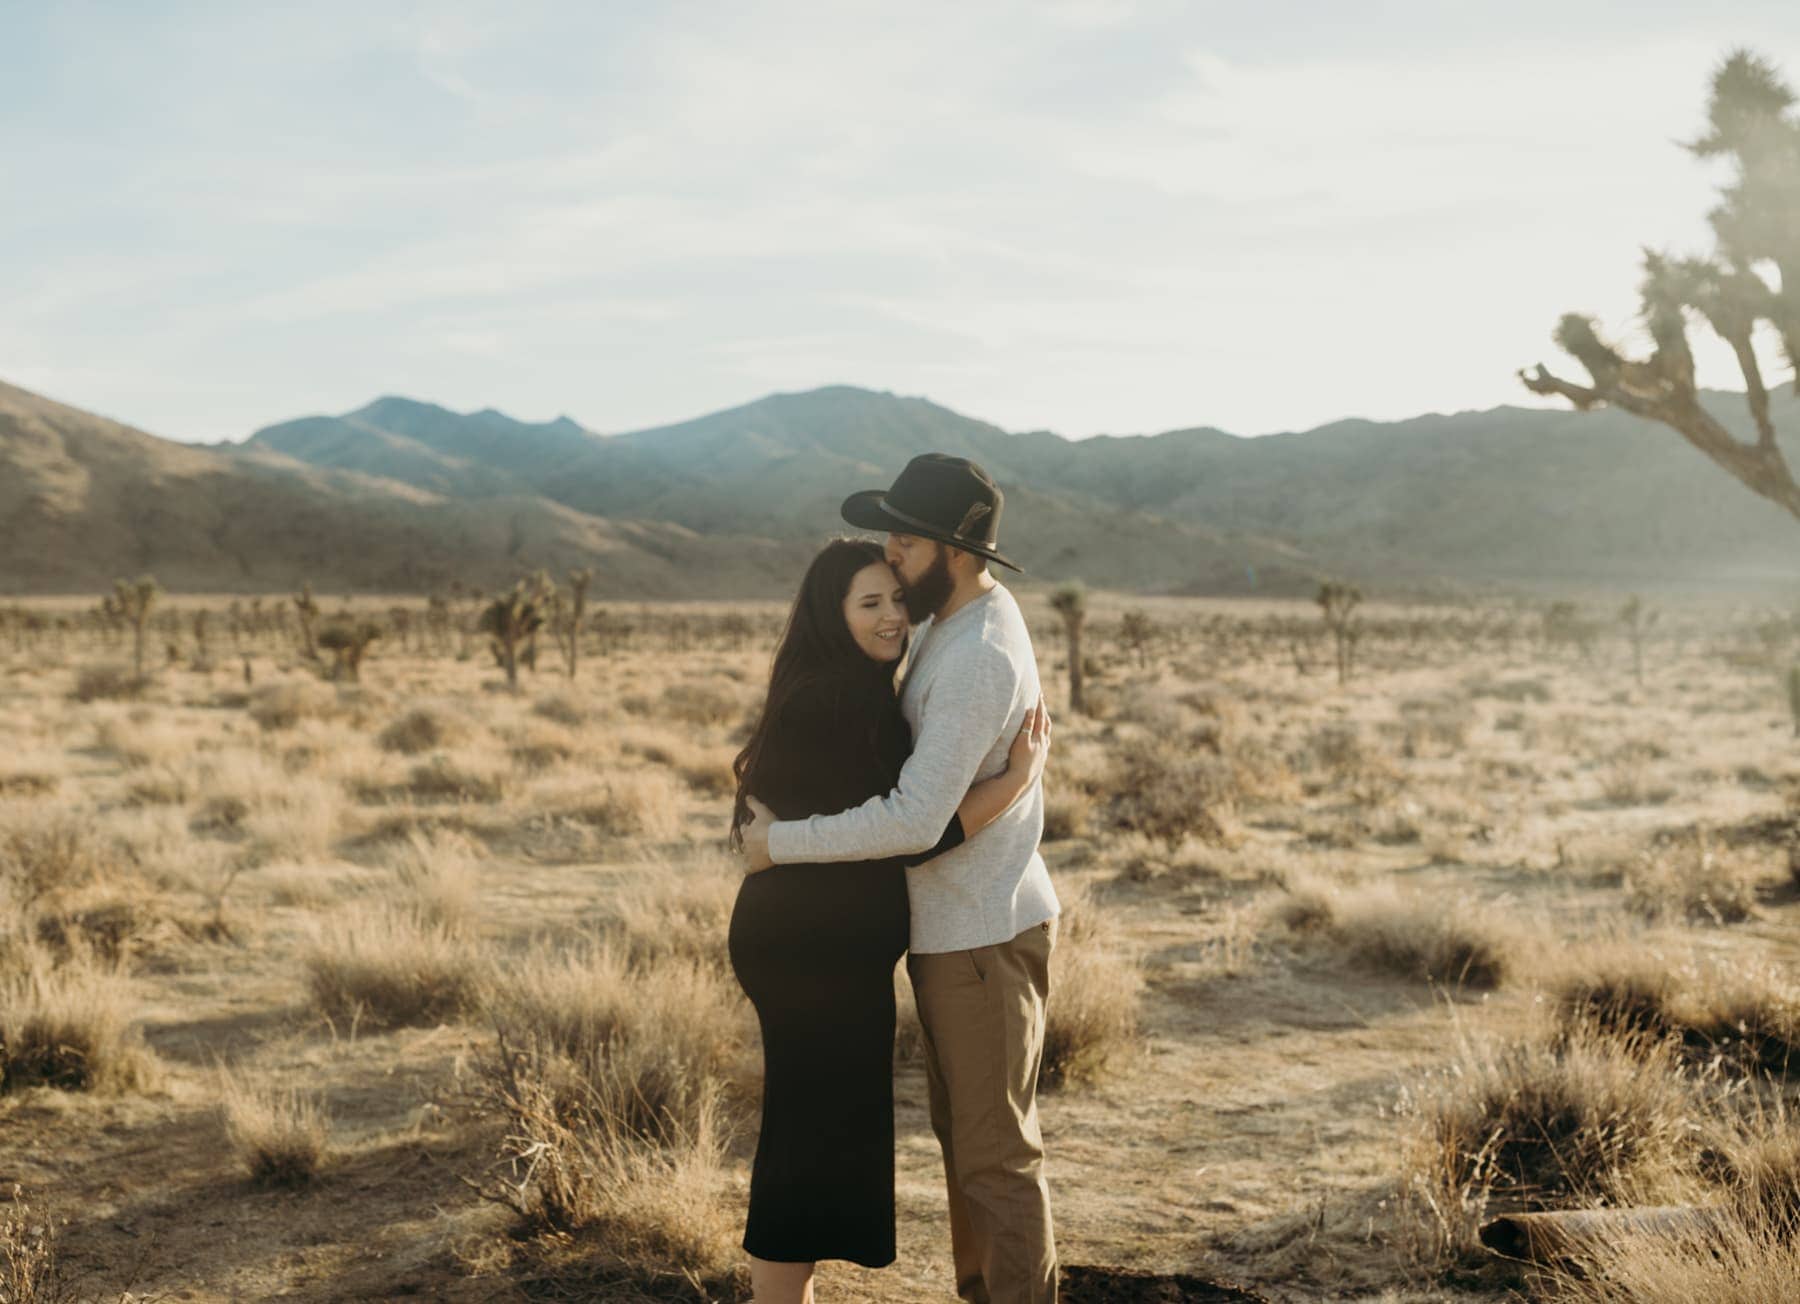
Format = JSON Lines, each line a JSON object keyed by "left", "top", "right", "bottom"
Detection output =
{"left": 839, "top": 490, "right": 1024, "bottom": 573}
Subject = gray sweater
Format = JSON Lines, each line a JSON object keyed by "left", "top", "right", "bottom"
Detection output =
{"left": 766, "top": 583, "right": 1060, "bottom": 954}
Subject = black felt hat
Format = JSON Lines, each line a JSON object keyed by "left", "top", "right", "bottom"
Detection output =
{"left": 840, "top": 453, "right": 1022, "bottom": 572}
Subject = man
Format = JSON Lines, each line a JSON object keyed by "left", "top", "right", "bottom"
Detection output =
{"left": 740, "top": 453, "right": 1061, "bottom": 1304}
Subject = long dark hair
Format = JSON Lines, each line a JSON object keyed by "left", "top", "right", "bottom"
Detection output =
{"left": 730, "top": 538, "right": 899, "bottom": 847}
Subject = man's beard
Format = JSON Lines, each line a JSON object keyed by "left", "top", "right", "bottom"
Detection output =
{"left": 901, "top": 546, "right": 955, "bottom": 624}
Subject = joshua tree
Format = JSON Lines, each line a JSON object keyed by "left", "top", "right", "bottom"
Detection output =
{"left": 316, "top": 620, "right": 382, "bottom": 682}
{"left": 564, "top": 568, "right": 593, "bottom": 679}
{"left": 107, "top": 575, "right": 160, "bottom": 680}
{"left": 1120, "top": 609, "right": 1155, "bottom": 668}
{"left": 1520, "top": 50, "right": 1800, "bottom": 524}
{"left": 1048, "top": 584, "right": 1088, "bottom": 715}
{"left": 479, "top": 577, "right": 550, "bottom": 692}
{"left": 293, "top": 583, "right": 321, "bottom": 661}
{"left": 1315, "top": 581, "right": 1361, "bottom": 685}
{"left": 1619, "top": 595, "right": 1658, "bottom": 686}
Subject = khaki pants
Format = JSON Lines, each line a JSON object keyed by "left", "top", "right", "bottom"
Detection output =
{"left": 907, "top": 918, "right": 1058, "bottom": 1304}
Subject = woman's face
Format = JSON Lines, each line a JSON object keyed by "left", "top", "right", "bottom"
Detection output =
{"left": 843, "top": 561, "right": 907, "bottom": 663}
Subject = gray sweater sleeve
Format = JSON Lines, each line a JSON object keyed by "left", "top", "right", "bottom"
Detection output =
{"left": 767, "top": 642, "right": 1019, "bottom": 863}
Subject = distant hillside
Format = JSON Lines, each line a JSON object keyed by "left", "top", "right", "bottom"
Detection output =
{"left": 0, "top": 381, "right": 802, "bottom": 596}
{"left": 5, "top": 376, "right": 1798, "bottom": 597}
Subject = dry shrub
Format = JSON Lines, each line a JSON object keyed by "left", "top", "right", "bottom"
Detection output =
{"left": 1295, "top": 724, "right": 1401, "bottom": 804}
{"left": 537, "top": 770, "right": 683, "bottom": 840}
{"left": 383, "top": 829, "right": 482, "bottom": 935}
{"left": 1107, "top": 736, "right": 1239, "bottom": 848}
{"left": 483, "top": 940, "right": 750, "bottom": 1142}
{"left": 531, "top": 693, "right": 589, "bottom": 728}
{"left": 1465, "top": 675, "right": 1551, "bottom": 704}
{"left": 0, "top": 954, "right": 159, "bottom": 1094}
{"left": 603, "top": 854, "right": 738, "bottom": 971}
{"left": 1399, "top": 1022, "right": 1702, "bottom": 1275}
{"left": 1600, "top": 739, "right": 1677, "bottom": 806}
{"left": 616, "top": 728, "right": 736, "bottom": 797}
{"left": 1624, "top": 829, "right": 1765, "bottom": 925}
{"left": 406, "top": 751, "right": 509, "bottom": 804}
{"left": 1397, "top": 698, "right": 1477, "bottom": 757}
{"left": 1553, "top": 950, "right": 1800, "bottom": 1080}
{"left": 1041, "top": 887, "right": 1141, "bottom": 1088}
{"left": 473, "top": 1035, "right": 743, "bottom": 1293}
{"left": 246, "top": 680, "right": 338, "bottom": 731}
{"left": 1041, "top": 783, "right": 1093, "bottom": 842}
{"left": 304, "top": 908, "right": 488, "bottom": 1029}
{"left": 648, "top": 680, "right": 744, "bottom": 729}
{"left": 1540, "top": 1205, "right": 1800, "bottom": 1303}
{"left": 219, "top": 1069, "right": 329, "bottom": 1188}
{"left": 71, "top": 662, "right": 144, "bottom": 702}
{"left": 377, "top": 704, "right": 475, "bottom": 755}
{"left": 0, "top": 814, "right": 109, "bottom": 911}
{"left": 0, "top": 767, "right": 58, "bottom": 798}
{"left": 94, "top": 714, "right": 186, "bottom": 768}
{"left": 0, "top": 1193, "right": 64, "bottom": 1302}
{"left": 508, "top": 720, "right": 580, "bottom": 771}
{"left": 1273, "top": 878, "right": 1521, "bottom": 990}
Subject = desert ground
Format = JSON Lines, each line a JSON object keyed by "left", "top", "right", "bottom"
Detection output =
{"left": 2, "top": 587, "right": 1797, "bottom": 1303}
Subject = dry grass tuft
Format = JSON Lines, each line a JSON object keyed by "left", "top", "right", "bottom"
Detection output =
{"left": 1273, "top": 877, "right": 1522, "bottom": 990}
{"left": 218, "top": 1069, "right": 329, "bottom": 1188}
{"left": 0, "top": 814, "right": 109, "bottom": 912}
{"left": 0, "top": 1192, "right": 66, "bottom": 1302}
{"left": 1399, "top": 1021, "right": 1702, "bottom": 1274}
{"left": 534, "top": 770, "right": 684, "bottom": 840}
{"left": 483, "top": 939, "right": 750, "bottom": 1142}
{"left": 0, "top": 953, "right": 159, "bottom": 1094}
{"left": 70, "top": 662, "right": 145, "bottom": 702}
{"left": 303, "top": 908, "right": 488, "bottom": 1030}
{"left": 1624, "top": 829, "right": 1766, "bottom": 925}
{"left": 1040, "top": 886, "right": 1141, "bottom": 1088}
{"left": 246, "top": 681, "right": 338, "bottom": 732}
{"left": 377, "top": 704, "right": 475, "bottom": 756}
{"left": 472, "top": 1035, "right": 744, "bottom": 1292}
{"left": 382, "top": 830, "right": 482, "bottom": 935}
{"left": 601, "top": 854, "right": 738, "bottom": 971}
{"left": 1541, "top": 1204, "right": 1800, "bottom": 1303}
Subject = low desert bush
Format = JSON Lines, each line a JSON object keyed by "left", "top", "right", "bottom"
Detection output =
{"left": 377, "top": 704, "right": 475, "bottom": 756}
{"left": 1041, "top": 784, "right": 1093, "bottom": 841}
{"left": 1399, "top": 1021, "right": 1702, "bottom": 1273}
{"left": 1273, "top": 878, "right": 1521, "bottom": 990}
{"left": 1396, "top": 698, "right": 1477, "bottom": 757}
{"left": 1553, "top": 950, "right": 1800, "bottom": 1079}
{"left": 535, "top": 770, "right": 684, "bottom": 840}
{"left": 303, "top": 908, "right": 488, "bottom": 1029}
{"left": 483, "top": 939, "right": 750, "bottom": 1142}
{"left": 71, "top": 662, "right": 144, "bottom": 702}
{"left": 0, "top": 954, "right": 159, "bottom": 1094}
{"left": 219, "top": 1069, "right": 329, "bottom": 1188}
{"left": 603, "top": 854, "right": 738, "bottom": 971}
{"left": 405, "top": 751, "right": 509, "bottom": 804}
{"left": 531, "top": 692, "right": 589, "bottom": 728}
{"left": 383, "top": 830, "right": 482, "bottom": 936}
{"left": 95, "top": 713, "right": 187, "bottom": 769}
{"left": 1040, "top": 886, "right": 1141, "bottom": 1088}
{"left": 0, "top": 1192, "right": 64, "bottom": 1301}
{"left": 644, "top": 680, "right": 743, "bottom": 729}
{"left": 1540, "top": 1204, "right": 1800, "bottom": 1302}
{"left": 1624, "top": 829, "right": 1764, "bottom": 925}
{"left": 472, "top": 1035, "right": 743, "bottom": 1291}
{"left": 246, "top": 680, "right": 338, "bottom": 732}
{"left": 0, "top": 814, "right": 109, "bottom": 911}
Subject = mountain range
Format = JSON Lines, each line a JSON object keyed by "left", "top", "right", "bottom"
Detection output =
{"left": 2, "top": 377, "right": 1796, "bottom": 598}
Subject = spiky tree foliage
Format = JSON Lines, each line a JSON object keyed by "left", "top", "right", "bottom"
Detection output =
{"left": 106, "top": 575, "right": 160, "bottom": 680}
{"left": 479, "top": 577, "right": 550, "bottom": 692}
{"left": 316, "top": 620, "right": 382, "bottom": 682}
{"left": 292, "top": 583, "right": 321, "bottom": 661}
{"left": 1521, "top": 50, "right": 1800, "bottom": 521}
{"left": 1048, "top": 584, "right": 1088, "bottom": 715}
{"left": 1315, "top": 581, "right": 1361, "bottom": 685}
{"left": 564, "top": 568, "right": 592, "bottom": 679}
{"left": 1619, "top": 595, "right": 1658, "bottom": 686}
{"left": 1120, "top": 609, "right": 1155, "bottom": 668}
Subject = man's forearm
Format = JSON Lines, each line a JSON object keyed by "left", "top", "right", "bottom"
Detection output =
{"left": 767, "top": 783, "right": 957, "bottom": 863}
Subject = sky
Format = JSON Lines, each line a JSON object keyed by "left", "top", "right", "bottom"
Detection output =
{"left": 4, "top": 1, "right": 1799, "bottom": 444}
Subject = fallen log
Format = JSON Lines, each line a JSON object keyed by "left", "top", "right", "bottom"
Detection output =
{"left": 1479, "top": 1206, "right": 1727, "bottom": 1267}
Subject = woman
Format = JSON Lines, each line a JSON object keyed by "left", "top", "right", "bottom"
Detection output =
{"left": 728, "top": 538, "right": 1049, "bottom": 1303}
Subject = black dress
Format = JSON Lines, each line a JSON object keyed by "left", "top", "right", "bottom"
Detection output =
{"left": 728, "top": 671, "right": 965, "bottom": 1267}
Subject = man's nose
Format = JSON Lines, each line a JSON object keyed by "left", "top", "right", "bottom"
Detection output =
{"left": 884, "top": 536, "right": 903, "bottom": 565}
